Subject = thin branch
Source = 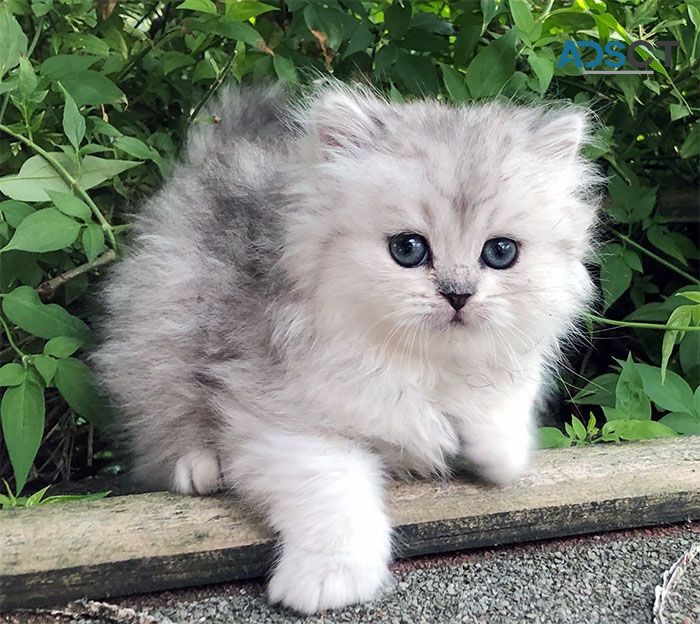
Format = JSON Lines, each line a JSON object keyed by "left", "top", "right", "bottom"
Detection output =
{"left": 0, "top": 315, "right": 26, "bottom": 359}
{"left": 189, "top": 53, "right": 236, "bottom": 122}
{"left": 0, "top": 123, "right": 118, "bottom": 252}
{"left": 586, "top": 313, "right": 700, "bottom": 332}
{"left": 37, "top": 250, "right": 117, "bottom": 300}
{"left": 606, "top": 226, "right": 699, "bottom": 285}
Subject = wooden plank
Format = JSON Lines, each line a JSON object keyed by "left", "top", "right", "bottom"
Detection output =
{"left": 1, "top": 437, "right": 698, "bottom": 611}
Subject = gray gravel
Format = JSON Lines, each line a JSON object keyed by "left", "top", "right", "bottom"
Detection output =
{"left": 6, "top": 525, "right": 698, "bottom": 624}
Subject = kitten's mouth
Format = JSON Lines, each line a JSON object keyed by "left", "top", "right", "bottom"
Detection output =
{"left": 449, "top": 313, "right": 464, "bottom": 326}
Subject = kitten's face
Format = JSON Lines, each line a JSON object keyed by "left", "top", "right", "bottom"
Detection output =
{"left": 285, "top": 92, "right": 598, "bottom": 359}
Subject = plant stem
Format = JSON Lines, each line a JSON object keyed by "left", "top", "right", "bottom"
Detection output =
{"left": 0, "top": 93, "right": 9, "bottom": 126}
{"left": 189, "top": 53, "right": 236, "bottom": 122}
{"left": 606, "top": 226, "right": 699, "bottom": 284}
{"left": 115, "top": 28, "right": 182, "bottom": 83}
{"left": 27, "top": 17, "right": 45, "bottom": 57}
{"left": 586, "top": 313, "right": 700, "bottom": 332}
{"left": 0, "top": 315, "right": 26, "bottom": 360}
{"left": 603, "top": 158, "right": 630, "bottom": 184}
{"left": 0, "top": 123, "right": 118, "bottom": 253}
{"left": 37, "top": 250, "right": 117, "bottom": 299}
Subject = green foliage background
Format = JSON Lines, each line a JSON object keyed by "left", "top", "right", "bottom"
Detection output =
{"left": 0, "top": 0, "right": 698, "bottom": 497}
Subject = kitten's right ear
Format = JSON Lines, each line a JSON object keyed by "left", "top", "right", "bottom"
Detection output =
{"left": 310, "top": 89, "right": 385, "bottom": 159}
{"left": 533, "top": 107, "right": 589, "bottom": 162}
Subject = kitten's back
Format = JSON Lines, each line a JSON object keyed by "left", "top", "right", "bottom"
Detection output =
{"left": 94, "top": 85, "right": 292, "bottom": 486}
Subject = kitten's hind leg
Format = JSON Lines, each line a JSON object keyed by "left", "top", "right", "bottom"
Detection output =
{"left": 172, "top": 448, "right": 221, "bottom": 495}
{"left": 226, "top": 431, "right": 392, "bottom": 614}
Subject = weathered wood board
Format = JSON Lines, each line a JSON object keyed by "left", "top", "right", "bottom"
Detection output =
{"left": 1, "top": 437, "right": 698, "bottom": 611}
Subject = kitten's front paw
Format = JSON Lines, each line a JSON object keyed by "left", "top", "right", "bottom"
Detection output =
{"left": 268, "top": 549, "right": 390, "bottom": 614}
{"left": 172, "top": 449, "right": 220, "bottom": 495}
{"left": 462, "top": 436, "right": 531, "bottom": 485}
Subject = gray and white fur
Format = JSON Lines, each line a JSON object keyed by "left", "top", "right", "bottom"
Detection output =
{"left": 95, "top": 83, "right": 600, "bottom": 613}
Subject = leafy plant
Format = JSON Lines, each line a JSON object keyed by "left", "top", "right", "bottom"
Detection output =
{"left": 0, "top": 479, "right": 108, "bottom": 508}
{"left": 0, "top": 0, "right": 697, "bottom": 492}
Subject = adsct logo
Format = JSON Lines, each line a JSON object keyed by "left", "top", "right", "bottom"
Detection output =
{"left": 557, "top": 40, "right": 678, "bottom": 75}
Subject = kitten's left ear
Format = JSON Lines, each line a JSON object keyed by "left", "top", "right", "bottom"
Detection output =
{"left": 310, "top": 88, "right": 386, "bottom": 159}
{"left": 534, "top": 108, "right": 588, "bottom": 161}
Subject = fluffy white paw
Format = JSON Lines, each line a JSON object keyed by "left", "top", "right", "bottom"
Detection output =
{"left": 268, "top": 550, "right": 390, "bottom": 614}
{"left": 172, "top": 449, "right": 220, "bottom": 495}
{"left": 462, "top": 436, "right": 531, "bottom": 485}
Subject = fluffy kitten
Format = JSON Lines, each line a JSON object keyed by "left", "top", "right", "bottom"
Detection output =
{"left": 95, "top": 83, "right": 599, "bottom": 614}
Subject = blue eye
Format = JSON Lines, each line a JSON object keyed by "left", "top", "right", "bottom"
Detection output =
{"left": 481, "top": 238, "right": 518, "bottom": 269}
{"left": 388, "top": 233, "right": 429, "bottom": 268}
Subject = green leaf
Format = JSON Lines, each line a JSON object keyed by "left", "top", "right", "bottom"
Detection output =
{"left": 187, "top": 16, "right": 264, "bottom": 47}
{"left": 113, "top": 136, "right": 157, "bottom": 161}
{"left": 480, "top": 0, "right": 498, "bottom": 32}
{"left": 600, "top": 253, "right": 632, "bottom": 310}
{"left": 607, "top": 174, "right": 657, "bottom": 223}
{"left": 689, "top": 4, "right": 700, "bottom": 28}
{"left": 527, "top": 49, "right": 554, "bottom": 96}
{"left": 59, "top": 84, "right": 85, "bottom": 151}
{"left": 680, "top": 292, "right": 700, "bottom": 304}
{"left": 40, "top": 490, "right": 110, "bottom": 505}
{"left": 1, "top": 379, "right": 45, "bottom": 494}
{"left": 61, "top": 33, "right": 110, "bottom": 57}
{"left": 177, "top": 0, "right": 217, "bottom": 14}
{"left": 273, "top": 55, "right": 298, "bottom": 83}
{"left": 646, "top": 225, "right": 689, "bottom": 266}
{"left": 572, "top": 373, "right": 618, "bottom": 407}
{"left": 54, "top": 358, "right": 109, "bottom": 427}
{"left": 32, "top": 355, "right": 58, "bottom": 386}
{"left": 439, "top": 64, "right": 468, "bottom": 103}
{"left": 39, "top": 54, "right": 100, "bottom": 81}
{"left": 603, "top": 419, "right": 677, "bottom": 441}
{"left": 44, "top": 336, "right": 83, "bottom": 358}
{"left": 59, "top": 70, "right": 125, "bottom": 107}
{"left": 303, "top": 5, "right": 346, "bottom": 50}
{"left": 25, "top": 485, "right": 51, "bottom": 506}
{"left": 46, "top": 191, "right": 92, "bottom": 222}
{"left": 636, "top": 363, "right": 695, "bottom": 414}
{"left": 617, "top": 74, "right": 640, "bottom": 115}
{"left": 82, "top": 223, "right": 105, "bottom": 262}
{"left": 622, "top": 249, "right": 642, "bottom": 272}
{"left": 454, "top": 15, "right": 481, "bottom": 65}
{"left": 394, "top": 52, "right": 439, "bottom": 95}
{"left": 0, "top": 363, "right": 25, "bottom": 387}
{"left": 680, "top": 123, "right": 700, "bottom": 159}
{"left": 659, "top": 412, "right": 700, "bottom": 435}
{"left": 0, "top": 5, "right": 28, "bottom": 79}
{"left": 224, "top": 0, "right": 277, "bottom": 21}
{"left": 615, "top": 354, "right": 651, "bottom": 419}
{"left": 467, "top": 29, "right": 516, "bottom": 99}
{"left": 1, "top": 208, "right": 81, "bottom": 253}
{"left": 18, "top": 56, "right": 37, "bottom": 99}
{"left": 0, "top": 153, "right": 141, "bottom": 202}
{"left": 571, "top": 415, "right": 587, "bottom": 441}
{"left": 344, "top": 25, "right": 373, "bottom": 58}
{"left": 2, "top": 286, "right": 92, "bottom": 342}
{"left": 40, "top": 490, "right": 111, "bottom": 506}
{"left": 385, "top": 1, "right": 412, "bottom": 40}
{"left": 586, "top": 412, "right": 598, "bottom": 435}
{"left": 660, "top": 305, "right": 693, "bottom": 382}
{"left": 160, "top": 51, "right": 196, "bottom": 76}
{"left": 509, "top": 0, "right": 535, "bottom": 36}
{"left": 538, "top": 427, "right": 572, "bottom": 449}
{"left": 0, "top": 200, "right": 34, "bottom": 228}
{"left": 679, "top": 331, "right": 700, "bottom": 379}
{"left": 670, "top": 103, "right": 690, "bottom": 121}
